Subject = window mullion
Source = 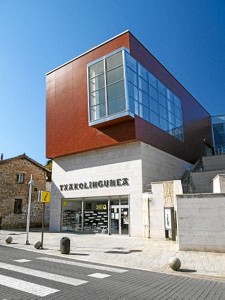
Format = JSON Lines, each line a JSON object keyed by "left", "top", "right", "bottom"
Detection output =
{"left": 104, "top": 59, "right": 108, "bottom": 116}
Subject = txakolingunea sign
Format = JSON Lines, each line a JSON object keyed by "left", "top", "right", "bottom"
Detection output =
{"left": 59, "top": 178, "right": 129, "bottom": 192}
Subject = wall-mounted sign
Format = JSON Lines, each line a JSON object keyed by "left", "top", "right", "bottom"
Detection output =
{"left": 96, "top": 203, "right": 107, "bottom": 210}
{"left": 59, "top": 178, "right": 129, "bottom": 192}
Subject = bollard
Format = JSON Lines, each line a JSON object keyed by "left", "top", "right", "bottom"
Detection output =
{"left": 34, "top": 241, "right": 42, "bottom": 249}
{"left": 60, "top": 237, "right": 70, "bottom": 254}
{"left": 169, "top": 256, "right": 181, "bottom": 271}
{"left": 5, "top": 236, "right": 13, "bottom": 244}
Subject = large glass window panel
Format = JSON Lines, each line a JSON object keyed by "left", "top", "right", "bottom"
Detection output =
{"left": 90, "top": 103, "right": 106, "bottom": 121}
{"left": 149, "top": 85, "right": 158, "bottom": 101}
{"left": 106, "top": 52, "right": 123, "bottom": 70}
{"left": 150, "top": 98, "right": 159, "bottom": 113}
{"left": 107, "top": 81, "right": 125, "bottom": 101}
{"left": 167, "top": 100, "right": 175, "bottom": 113}
{"left": 139, "top": 90, "right": 150, "bottom": 107}
{"left": 106, "top": 66, "right": 123, "bottom": 85}
{"left": 90, "top": 88, "right": 105, "bottom": 106}
{"left": 151, "top": 111, "right": 160, "bottom": 127}
{"left": 127, "top": 67, "right": 138, "bottom": 86}
{"left": 160, "top": 117, "right": 168, "bottom": 131}
{"left": 140, "top": 105, "right": 150, "bottom": 122}
{"left": 174, "top": 95, "right": 181, "bottom": 108}
{"left": 129, "top": 97, "right": 135, "bottom": 114}
{"left": 139, "top": 77, "right": 148, "bottom": 93}
{"left": 168, "top": 112, "right": 176, "bottom": 125}
{"left": 138, "top": 64, "right": 148, "bottom": 80}
{"left": 125, "top": 52, "right": 137, "bottom": 71}
{"left": 167, "top": 89, "right": 174, "bottom": 102}
{"left": 175, "top": 106, "right": 182, "bottom": 119}
{"left": 128, "top": 82, "right": 138, "bottom": 100}
{"left": 158, "top": 81, "right": 166, "bottom": 96}
{"left": 89, "top": 61, "right": 104, "bottom": 78}
{"left": 90, "top": 74, "right": 105, "bottom": 92}
{"left": 175, "top": 117, "right": 182, "bottom": 127}
{"left": 159, "top": 93, "right": 167, "bottom": 107}
{"left": 149, "top": 73, "right": 158, "bottom": 88}
{"left": 159, "top": 105, "right": 167, "bottom": 119}
{"left": 108, "top": 96, "right": 126, "bottom": 115}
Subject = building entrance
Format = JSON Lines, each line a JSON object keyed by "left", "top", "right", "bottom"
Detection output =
{"left": 111, "top": 206, "right": 129, "bottom": 235}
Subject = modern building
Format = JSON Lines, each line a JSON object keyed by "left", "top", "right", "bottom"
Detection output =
{"left": 0, "top": 154, "right": 51, "bottom": 229}
{"left": 46, "top": 30, "right": 213, "bottom": 237}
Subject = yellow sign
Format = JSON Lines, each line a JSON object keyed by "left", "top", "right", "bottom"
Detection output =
{"left": 41, "top": 191, "right": 51, "bottom": 203}
{"left": 96, "top": 204, "right": 107, "bottom": 210}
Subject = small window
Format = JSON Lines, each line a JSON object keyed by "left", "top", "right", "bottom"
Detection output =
{"left": 16, "top": 173, "right": 24, "bottom": 184}
{"left": 14, "top": 199, "right": 22, "bottom": 214}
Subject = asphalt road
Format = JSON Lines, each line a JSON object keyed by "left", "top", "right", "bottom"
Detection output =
{"left": 0, "top": 246, "right": 225, "bottom": 300}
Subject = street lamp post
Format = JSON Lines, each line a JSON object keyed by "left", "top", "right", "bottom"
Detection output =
{"left": 26, "top": 174, "right": 35, "bottom": 245}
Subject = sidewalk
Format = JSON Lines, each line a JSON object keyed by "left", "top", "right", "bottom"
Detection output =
{"left": 0, "top": 229, "right": 225, "bottom": 280}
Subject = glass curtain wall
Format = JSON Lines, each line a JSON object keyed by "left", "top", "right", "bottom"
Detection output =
{"left": 212, "top": 115, "right": 225, "bottom": 154}
{"left": 88, "top": 49, "right": 184, "bottom": 141}
{"left": 124, "top": 51, "right": 184, "bottom": 141}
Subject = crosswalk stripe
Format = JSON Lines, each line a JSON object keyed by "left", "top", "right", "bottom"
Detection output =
{"left": 0, "top": 262, "right": 88, "bottom": 286}
{"left": 0, "top": 274, "right": 59, "bottom": 297}
{"left": 38, "top": 257, "right": 128, "bottom": 273}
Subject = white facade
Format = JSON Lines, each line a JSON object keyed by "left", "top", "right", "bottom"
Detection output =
{"left": 50, "top": 142, "right": 190, "bottom": 237}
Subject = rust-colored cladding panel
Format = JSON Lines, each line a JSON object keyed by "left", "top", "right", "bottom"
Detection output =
{"left": 46, "top": 32, "right": 134, "bottom": 159}
{"left": 129, "top": 34, "right": 213, "bottom": 163}
{"left": 46, "top": 31, "right": 213, "bottom": 163}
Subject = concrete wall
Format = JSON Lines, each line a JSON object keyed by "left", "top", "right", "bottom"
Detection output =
{"left": 202, "top": 155, "right": 225, "bottom": 171}
{"left": 213, "top": 174, "right": 225, "bottom": 193}
{"left": 191, "top": 170, "right": 225, "bottom": 193}
{"left": 177, "top": 193, "right": 225, "bottom": 252}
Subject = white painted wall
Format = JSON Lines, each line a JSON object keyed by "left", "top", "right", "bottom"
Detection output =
{"left": 177, "top": 193, "right": 225, "bottom": 252}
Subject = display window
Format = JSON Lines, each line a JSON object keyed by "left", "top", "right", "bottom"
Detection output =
{"left": 61, "top": 196, "right": 129, "bottom": 235}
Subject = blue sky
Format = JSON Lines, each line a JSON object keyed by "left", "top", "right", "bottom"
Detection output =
{"left": 0, "top": 0, "right": 224, "bottom": 165}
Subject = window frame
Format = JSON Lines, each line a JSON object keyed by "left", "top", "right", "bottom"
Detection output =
{"left": 14, "top": 198, "right": 23, "bottom": 214}
{"left": 16, "top": 173, "right": 25, "bottom": 184}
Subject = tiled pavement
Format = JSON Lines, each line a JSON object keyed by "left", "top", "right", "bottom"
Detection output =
{"left": 0, "top": 229, "right": 225, "bottom": 280}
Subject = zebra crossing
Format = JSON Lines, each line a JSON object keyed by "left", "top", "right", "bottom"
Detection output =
{"left": 0, "top": 256, "right": 128, "bottom": 298}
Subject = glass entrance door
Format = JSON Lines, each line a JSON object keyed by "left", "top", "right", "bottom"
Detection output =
{"left": 110, "top": 206, "right": 129, "bottom": 235}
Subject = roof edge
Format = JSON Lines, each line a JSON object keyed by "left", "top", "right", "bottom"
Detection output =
{"left": 0, "top": 153, "right": 51, "bottom": 173}
{"left": 46, "top": 29, "right": 130, "bottom": 75}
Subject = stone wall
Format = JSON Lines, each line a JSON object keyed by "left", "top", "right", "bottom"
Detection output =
{"left": 176, "top": 193, "right": 225, "bottom": 252}
{"left": 0, "top": 156, "right": 50, "bottom": 229}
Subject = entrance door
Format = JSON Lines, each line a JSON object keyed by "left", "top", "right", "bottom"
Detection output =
{"left": 110, "top": 206, "right": 129, "bottom": 235}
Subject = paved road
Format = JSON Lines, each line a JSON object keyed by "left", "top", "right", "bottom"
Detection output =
{"left": 0, "top": 246, "right": 225, "bottom": 299}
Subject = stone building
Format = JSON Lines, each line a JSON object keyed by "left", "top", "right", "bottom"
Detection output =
{"left": 0, "top": 154, "right": 51, "bottom": 229}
